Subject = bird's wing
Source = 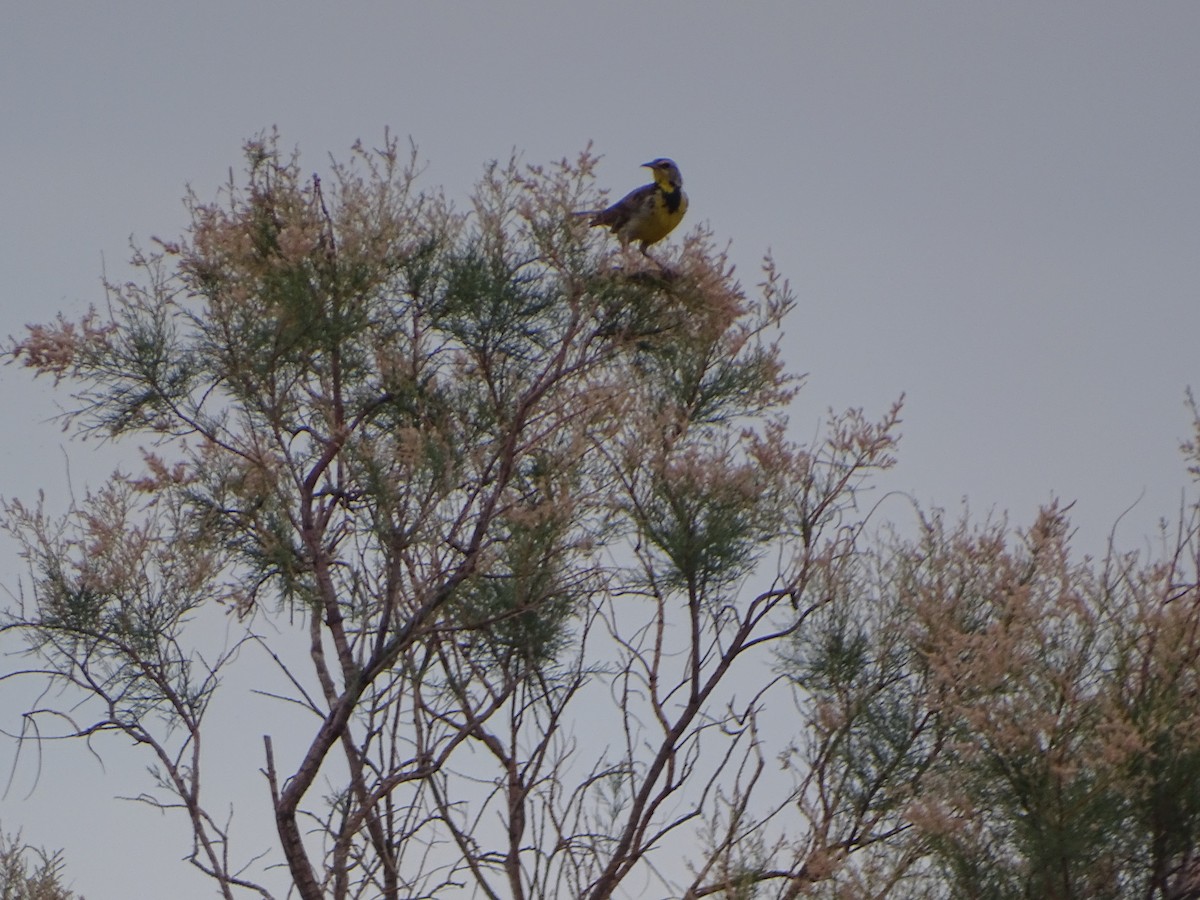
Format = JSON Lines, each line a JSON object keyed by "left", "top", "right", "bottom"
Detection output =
{"left": 586, "top": 183, "right": 656, "bottom": 229}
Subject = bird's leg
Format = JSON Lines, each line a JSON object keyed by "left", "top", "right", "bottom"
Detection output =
{"left": 641, "top": 246, "right": 666, "bottom": 269}
{"left": 639, "top": 246, "right": 679, "bottom": 280}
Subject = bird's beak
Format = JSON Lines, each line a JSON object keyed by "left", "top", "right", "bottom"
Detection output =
{"left": 641, "top": 161, "right": 655, "bottom": 169}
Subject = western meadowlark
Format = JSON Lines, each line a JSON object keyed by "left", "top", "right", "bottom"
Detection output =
{"left": 578, "top": 158, "right": 688, "bottom": 255}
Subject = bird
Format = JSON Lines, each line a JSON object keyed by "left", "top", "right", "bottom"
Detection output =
{"left": 577, "top": 159, "right": 688, "bottom": 256}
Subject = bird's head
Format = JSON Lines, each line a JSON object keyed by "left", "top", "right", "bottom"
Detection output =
{"left": 643, "top": 158, "right": 683, "bottom": 192}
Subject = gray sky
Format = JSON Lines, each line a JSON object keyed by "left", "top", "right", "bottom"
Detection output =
{"left": 2, "top": 3, "right": 1199, "bottom": 897}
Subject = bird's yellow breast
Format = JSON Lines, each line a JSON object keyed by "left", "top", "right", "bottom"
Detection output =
{"left": 626, "top": 189, "right": 688, "bottom": 247}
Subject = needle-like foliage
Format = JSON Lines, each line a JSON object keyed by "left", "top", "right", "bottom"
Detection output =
{"left": 0, "top": 131, "right": 887, "bottom": 899}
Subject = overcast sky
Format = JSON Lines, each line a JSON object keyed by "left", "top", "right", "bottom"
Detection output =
{"left": 2, "top": 4, "right": 1199, "bottom": 897}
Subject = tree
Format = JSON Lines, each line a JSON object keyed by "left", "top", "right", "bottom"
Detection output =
{"left": 0, "top": 827, "right": 80, "bottom": 900}
{"left": 3, "top": 134, "right": 902, "bottom": 899}
{"left": 790, "top": 487, "right": 1200, "bottom": 897}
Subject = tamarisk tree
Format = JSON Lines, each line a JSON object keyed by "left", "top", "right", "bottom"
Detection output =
{"left": 791, "top": 486, "right": 1200, "bottom": 897}
{"left": 0, "top": 825, "right": 79, "bottom": 900}
{"left": 3, "top": 135, "right": 901, "bottom": 899}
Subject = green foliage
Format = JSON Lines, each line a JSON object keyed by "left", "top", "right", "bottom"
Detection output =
{"left": 446, "top": 495, "right": 579, "bottom": 677}
{"left": 639, "top": 447, "right": 772, "bottom": 594}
